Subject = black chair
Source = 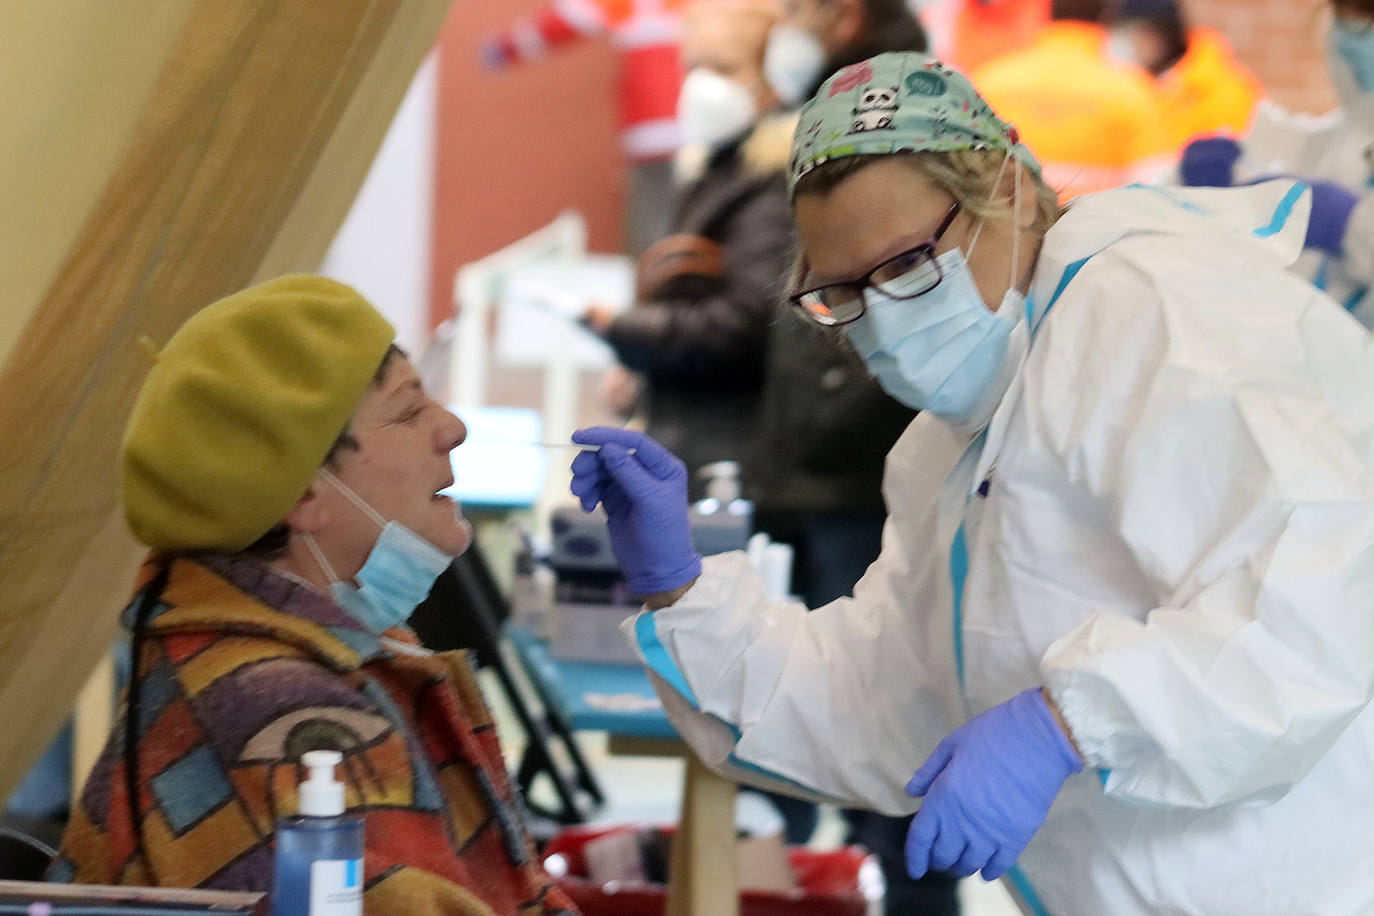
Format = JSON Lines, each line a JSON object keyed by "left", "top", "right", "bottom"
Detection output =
{"left": 410, "top": 541, "right": 604, "bottom": 825}
{"left": 0, "top": 826, "right": 56, "bottom": 881}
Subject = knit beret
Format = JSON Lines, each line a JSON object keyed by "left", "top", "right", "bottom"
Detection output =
{"left": 122, "top": 274, "right": 395, "bottom": 552}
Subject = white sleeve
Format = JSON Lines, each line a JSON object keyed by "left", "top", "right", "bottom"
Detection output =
{"left": 1031, "top": 250, "right": 1374, "bottom": 810}
{"left": 623, "top": 425, "right": 964, "bottom": 815}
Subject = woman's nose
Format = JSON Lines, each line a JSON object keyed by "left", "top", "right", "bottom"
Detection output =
{"left": 440, "top": 406, "right": 466, "bottom": 452}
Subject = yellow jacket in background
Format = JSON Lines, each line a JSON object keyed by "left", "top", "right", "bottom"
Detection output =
{"left": 1157, "top": 28, "right": 1263, "bottom": 150}
{"left": 972, "top": 21, "right": 1169, "bottom": 199}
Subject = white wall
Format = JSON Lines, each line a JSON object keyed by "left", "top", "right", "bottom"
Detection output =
{"left": 322, "top": 51, "right": 438, "bottom": 354}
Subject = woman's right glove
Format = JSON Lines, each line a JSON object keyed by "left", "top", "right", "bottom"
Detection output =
{"left": 569, "top": 427, "right": 702, "bottom": 595}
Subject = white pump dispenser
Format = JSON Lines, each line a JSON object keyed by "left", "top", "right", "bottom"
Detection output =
{"left": 272, "top": 749, "right": 364, "bottom": 916}
{"left": 690, "top": 461, "right": 753, "bottom": 555}
{"left": 701, "top": 460, "right": 742, "bottom": 504}
{"left": 298, "top": 750, "right": 345, "bottom": 817}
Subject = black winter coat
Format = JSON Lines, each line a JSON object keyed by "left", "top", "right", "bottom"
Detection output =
{"left": 603, "top": 131, "right": 793, "bottom": 498}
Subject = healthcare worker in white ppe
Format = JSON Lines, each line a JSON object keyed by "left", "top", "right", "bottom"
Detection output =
{"left": 570, "top": 52, "right": 1374, "bottom": 916}
{"left": 1179, "top": 0, "right": 1374, "bottom": 327}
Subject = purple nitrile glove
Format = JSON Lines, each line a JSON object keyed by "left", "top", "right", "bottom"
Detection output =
{"left": 904, "top": 688, "right": 1083, "bottom": 882}
{"left": 568, "top": 426, "right": 702, "bottom": 596}
{"left": 1300, "top": 179, "right": 1359, "bottom": 256}
{"left": 1179, "top": 135, "right": 1243, "bottom": 188}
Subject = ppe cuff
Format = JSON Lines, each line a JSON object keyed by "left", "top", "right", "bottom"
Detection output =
{"left": 627, "top": 554, "right": 703, "bottom": 596}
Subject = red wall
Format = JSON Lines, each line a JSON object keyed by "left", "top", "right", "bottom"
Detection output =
{"left": 430, "top": 1, "right": 626, "bottom": 328}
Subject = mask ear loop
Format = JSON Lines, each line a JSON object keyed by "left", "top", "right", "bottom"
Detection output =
{"left": 303, "top": 469, "right": 389, "bottom": 586}
{"left": 1006, "top": 151, "right": 1023, "bottom": 313}
{"left": 964, "top": 147, "right": 1015, "bottom": 262}
{"left": 319, "top": 467, "right": 389, "bottom": 530}
{"left": 303, "top": 531, "right": 344, "bottom": 586}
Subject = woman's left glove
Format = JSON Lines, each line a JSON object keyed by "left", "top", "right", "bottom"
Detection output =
{"left": 904, "top": 688, "right": 1083, "bottom": 881}
{"left": 569, "top": 427, "right": 702, "bottom": 595}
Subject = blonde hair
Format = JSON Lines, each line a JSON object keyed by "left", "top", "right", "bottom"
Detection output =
{"left": 788, "top": 150, "right": 1062, "bottom": 294}
{"left": 795, "top": 149, "right": 1062, "bottom": 235}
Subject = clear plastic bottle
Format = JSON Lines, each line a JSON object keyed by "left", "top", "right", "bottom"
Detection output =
{"left": 689, "top": 461, "right": 754, "bottom": 556}
{"left": 271, "top": 750, "right": 364, "bottom": 916}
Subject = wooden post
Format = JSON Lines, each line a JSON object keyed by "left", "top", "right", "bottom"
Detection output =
{"left": 666, "top": 753, "right": 740, "bottom": 916}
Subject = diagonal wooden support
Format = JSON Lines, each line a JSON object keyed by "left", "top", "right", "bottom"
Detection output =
{"left": 0, "top": 0, "right": 452, "bottom": 799}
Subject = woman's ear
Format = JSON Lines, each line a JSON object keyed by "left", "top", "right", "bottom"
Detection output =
{"left": 283, "top": 482, "right": 329, "bottom": 535}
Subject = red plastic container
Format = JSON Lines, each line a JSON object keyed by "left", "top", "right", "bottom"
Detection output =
{"left": 543, "top": 824, "right": 869, "bottom": 916}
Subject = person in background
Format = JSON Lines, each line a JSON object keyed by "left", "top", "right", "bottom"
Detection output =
{"left": 1107, "top": 0, "right": 1262, "bottom": 151}
{"left": 971, "top": 0, "right": 1168, "bottom": 198}
{"left": 481, "top": 0, "right": 689, "bottom": 255}
{"left": 762, "top": 5, "right": 961, "bottom": 915}
{"left": 944, "top": 0, "right": 1050, "bottom": 73}
{"left": 582, "top": 0, "right": 791, "bottom": 503}
{"left": 51, "top": 276, "right": 576, "bottom": 915}
{"left": 1178, "top": 0, "right": 1374, "bottom": 327}
{"left": 762, "top": 0, "right": 930, "bottom": 109}
{"left": 571, "top": 50, "right": 1374, "bottom": 915}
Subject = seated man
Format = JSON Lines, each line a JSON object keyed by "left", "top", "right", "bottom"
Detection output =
{"left": 49, "top": 275, "right": 576, "bottom": 915}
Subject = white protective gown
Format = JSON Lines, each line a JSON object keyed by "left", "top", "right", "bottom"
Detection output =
{"left": 623, "top": 181, "right": 1374, "bottom": 916}
{"left": 1237, "top": 34, "right": 1374, "bottom": 326}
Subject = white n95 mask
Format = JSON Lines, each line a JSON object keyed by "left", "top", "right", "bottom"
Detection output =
{"left": 843, "top": 247, "right": 1020, "bottom": 426}
{"left": 678, "top": 69, "right": 758, "bottom": 150}
{"left": 764, "top": 25, "right": 827, "bottom": 107}
{"left": 304, "top": 469, "right": 455, "bottom": 633}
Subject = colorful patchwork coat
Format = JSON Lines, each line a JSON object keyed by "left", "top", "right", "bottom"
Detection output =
{"left": 51, "top": 554, "right": 577, "bottom": 915}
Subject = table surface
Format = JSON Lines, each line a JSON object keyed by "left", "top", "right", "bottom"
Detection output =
{"left": 505, "top": 624, "right": 679, "bottom": 740}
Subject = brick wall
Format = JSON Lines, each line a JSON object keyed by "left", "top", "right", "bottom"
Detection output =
{"left": 1185, "top": 0, "right": 1337, "bottom": 114}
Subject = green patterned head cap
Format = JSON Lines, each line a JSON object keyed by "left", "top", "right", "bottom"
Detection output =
{"left": 787, "top": 52, "right": 1042, "bottom": 199}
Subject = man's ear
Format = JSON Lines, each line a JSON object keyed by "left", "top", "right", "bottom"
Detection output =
{"left": 283, "top": 482, "right": 329, "bottom": 535}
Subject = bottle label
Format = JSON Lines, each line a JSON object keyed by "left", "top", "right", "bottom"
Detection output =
{"left": 309, "top": 858, "right": 363, "bottom": 916}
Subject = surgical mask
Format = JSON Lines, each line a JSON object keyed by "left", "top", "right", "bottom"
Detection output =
{"left": 1107, "top": 30, "right": 1141, "bottom": 69}
{"left": 678, "top": 68, "right": 757, "bottom": 149}
{"left": 1332, "top": 21, "right": 1374, "bottom": 93}
{"left": 844, "top": 249, "right": 1021, "bottom": 424}
{"left": 303, "top": 469, "right": 455, "bottom": 634}
{"left": 843, "top": 151, "right": 1028, "bottom": 428}
{"left": 764, "top": 25, "right": 827, "bottom": 106}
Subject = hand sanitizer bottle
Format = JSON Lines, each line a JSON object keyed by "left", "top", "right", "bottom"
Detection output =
{"left": 689, "top": 461, "right": 753, "bottom": 556}
{"left": 271, "top": 750, "right": 364, "bottom": 916}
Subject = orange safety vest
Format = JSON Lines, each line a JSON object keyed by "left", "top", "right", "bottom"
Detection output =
{"left": 1156, "top": 28, "right": 1263, "bottom": 153}
{"left": 489, "top": 0, "right": 689, "bottom": 161}
{"left": 971, "top": 21, "right": 1170, "bottom": 199}
{"left": 947, "top": 0, "right": 1050, "bottom": 73}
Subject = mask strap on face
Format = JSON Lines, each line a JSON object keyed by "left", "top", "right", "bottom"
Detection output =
{"left": 302, "top": 532, "right": 343, "bottom": 586}
{"left": 318, "top": 467, "right": 389, "bottom": 531}
{"left": 1008, "top": 150, "right": 1023, "bottom": 307}
{"left": 964, "top": 148, "right": 1016, "bottom": 262}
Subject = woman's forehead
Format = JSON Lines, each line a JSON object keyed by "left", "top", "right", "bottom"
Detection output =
{"left": 795, "top": 165, "right": 954, "bottom": 279}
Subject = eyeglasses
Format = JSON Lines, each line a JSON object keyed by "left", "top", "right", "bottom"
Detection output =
{"left": 789, "top": 202, "right": 961, "bottom": 327}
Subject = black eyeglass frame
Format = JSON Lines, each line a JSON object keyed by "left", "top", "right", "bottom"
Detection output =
{"left": 789, "top": 202, "right": 962, "bottom": 327}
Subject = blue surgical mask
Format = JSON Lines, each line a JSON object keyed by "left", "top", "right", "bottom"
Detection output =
{"left": 1333, "top": 21, "right": 1374, "bottom": 93}
{"left": 304, "top": 470, "right": 455, "bottom": 633}
{"left": 843, "top": 247, "right": 1021, "bottom": 426}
